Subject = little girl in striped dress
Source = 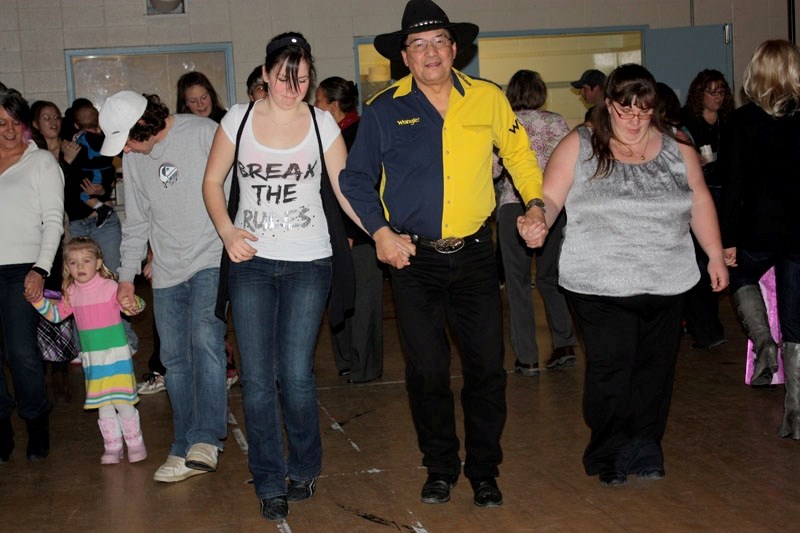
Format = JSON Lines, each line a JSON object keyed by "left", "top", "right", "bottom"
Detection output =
{"left": 32, "top": 237, "right": 147, "bottom": 464}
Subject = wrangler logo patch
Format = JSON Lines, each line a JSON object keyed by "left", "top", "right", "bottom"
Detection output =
{"left": 397, "top": 117, "right": 420, "bottom": 126}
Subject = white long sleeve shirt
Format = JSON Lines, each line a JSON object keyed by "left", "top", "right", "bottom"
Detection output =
{"left": 0, "top": 141, "right": 64, "bottom": 274}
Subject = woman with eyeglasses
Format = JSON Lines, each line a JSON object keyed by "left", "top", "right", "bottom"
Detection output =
{"left": 720, "top": 40, "right": 800, "bottom": 438}
{"left": 681, "top": 69, "right": 735, "bottom": 351}
{"left": 542, "top": 64, "right": 727, "bottom": 487}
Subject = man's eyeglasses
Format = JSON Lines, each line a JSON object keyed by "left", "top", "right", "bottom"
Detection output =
{"left": 405, "top": 36, "right": 452, "bottom": 53}
{"left": 610, "top": 102, "right": 654, "bottom": 121}
{"left": 704, "top": 88, "right": 728, "bottom": 96}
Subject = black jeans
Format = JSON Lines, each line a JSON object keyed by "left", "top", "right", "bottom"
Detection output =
{"left": 391, "top": 225, "right": 506, "bottom": 480}
{"left": 566, "top": 290, "right": 684, "bottom": 476}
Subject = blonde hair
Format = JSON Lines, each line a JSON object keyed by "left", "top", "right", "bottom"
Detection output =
{"left": 743, "top": 39, "right": 800, "bottom": 117}
{"left": 62, "top": 237, "right": 116, "bottom": 298}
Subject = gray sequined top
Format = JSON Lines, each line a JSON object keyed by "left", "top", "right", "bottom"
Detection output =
{"left": 558, "top": 126, "right": 699, "bottom": 297}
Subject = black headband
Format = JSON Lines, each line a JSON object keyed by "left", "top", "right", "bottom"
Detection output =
{"left": 266, "top": 35, "right": 311, "bottom": 57}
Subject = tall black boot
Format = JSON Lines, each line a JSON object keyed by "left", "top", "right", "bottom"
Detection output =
{"left": 734, "top": 285, "right": 779, "bottom": 387}
{"left": 25, "top": 411, "right": 50, "bottom": 460}
{"left": 780, "top": 342, "right": 800, "bottom": 439}
{"left": 0, "top": 417, "right": 13, "bottom": 463}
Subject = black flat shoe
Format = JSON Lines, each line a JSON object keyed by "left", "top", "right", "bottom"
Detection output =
{"left": 338, "top": 368, "right": 351, "bottom": 377}
{"left": 420, "top": 473, "right": 458, "bottom": 504}
{"left": 471, "top": 478, "right": 503, "bottom": 507}
{"left": 260, "top": 496, "right": 288, "bottom": 521}
{"left": 637, "top": 468, "right": 665, "bottom": 480}
{"left": 599, "top": 471, "right": 627, "bottom": 487}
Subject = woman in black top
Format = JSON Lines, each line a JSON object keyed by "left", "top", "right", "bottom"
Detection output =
{"left": 722, "top": 40, "right": 800, "bottom": 438}
{"left": 681, "top": 70, "right": 735, "bottom": 350}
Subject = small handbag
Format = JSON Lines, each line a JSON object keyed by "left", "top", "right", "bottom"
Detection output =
{"left": 36, "top": 290, "right": 79, "bottom": 363}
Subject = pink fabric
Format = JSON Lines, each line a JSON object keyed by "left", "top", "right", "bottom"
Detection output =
{"left": 745, "top": 267, "right": 786, "bottom": 385}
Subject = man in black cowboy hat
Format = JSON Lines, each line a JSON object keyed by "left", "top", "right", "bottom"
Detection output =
{"left": 337, "top": 0, "right": 548, "bottom": 508}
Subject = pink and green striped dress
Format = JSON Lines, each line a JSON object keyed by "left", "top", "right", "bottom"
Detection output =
{"left": 34, "top": 275, "right": 138, "bottom": 410}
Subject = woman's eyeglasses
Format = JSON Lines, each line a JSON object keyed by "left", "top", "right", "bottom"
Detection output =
{"left": 704, "top": 88, "right": 728, "bottom": 96}
{"left": 610, "top": 103, "right": 654, "bottom": 121}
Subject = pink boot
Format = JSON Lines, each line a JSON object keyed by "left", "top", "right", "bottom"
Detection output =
{"left": 97, "top": 417, "right": 123, "bottom": 464}
{"left": 119, "top": 410, "right": 147, "bottom": 463}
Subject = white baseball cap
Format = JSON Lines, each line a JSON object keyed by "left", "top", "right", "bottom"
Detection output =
{"left": 99, "top": 91, "right": 148, "bottom": 156}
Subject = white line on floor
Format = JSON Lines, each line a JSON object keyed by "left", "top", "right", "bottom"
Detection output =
{"left": 318, "top": 401, "right": 361, "bottom": 452}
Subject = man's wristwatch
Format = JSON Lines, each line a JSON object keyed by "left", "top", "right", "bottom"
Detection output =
{"left": 525, "top": 198, "right": 546, "bottom": 213}
{"left": 31, "top": 266, "right": 48, "bottom": 279}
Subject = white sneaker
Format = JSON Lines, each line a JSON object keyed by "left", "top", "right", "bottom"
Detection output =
{"left": 153, "top": 455, "right": 208, "bottom": 483}
{"left": 185, "top": 443, "right": 219, "bottom": 471}
{"left": 137, "top": 373, "right": 165, "bottom": 395}
{"left": 226, "top": 373, "right": 238, "bottom": 390}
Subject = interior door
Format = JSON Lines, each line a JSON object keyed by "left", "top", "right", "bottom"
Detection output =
{"left": 644, "top": 24, "right": 734, "bottom": 103}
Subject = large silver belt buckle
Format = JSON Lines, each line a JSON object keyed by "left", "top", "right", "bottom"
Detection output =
{"left": 434, "top": 237, "right": 464, "bottom": 253}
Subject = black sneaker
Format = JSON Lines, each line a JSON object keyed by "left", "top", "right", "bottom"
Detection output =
{"left": 286, "top": 478, "right": 316, "bottom": 502}
{"left": 95, "top": 204, "right": 112, "bottom": 228}
{"left": 260, "top": 496, "right": 288, "bottom": 521}
{"left": 545, "top": 346, "right": 577, "bottom": 370}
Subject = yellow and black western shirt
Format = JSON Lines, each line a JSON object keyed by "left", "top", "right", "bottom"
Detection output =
{"left": 340, "top": 69, "right": 543, "bottom": 240}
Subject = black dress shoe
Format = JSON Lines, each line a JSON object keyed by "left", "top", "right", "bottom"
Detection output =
{"left": 338, "top": 368, "right": 351, "bottom": 377}
{"left": 514, "top": 359, "right": 539, "bottom": 377}
{"left": 599, "top": 471, "right": 627, "bottom": 487}
{"left": 260, "top": 496, "right": 288, "bottom": 521}
{"left": 636, "top": 468, "right": 665, "bottom": 480}
{"left": 471, "top": 478, "right": 503, "bottom": 507}
{"left": 420, "top": 473, "right": 458, "bottom": 504}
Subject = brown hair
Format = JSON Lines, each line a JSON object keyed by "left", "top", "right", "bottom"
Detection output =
{"left": 683, "top": 69, "right": 734, "bottom": 122}
{"left": 505, "top": 70, "right": 547, "bottom": 111}
{"left": 589, "top": 64, "right": 681, "bottom": 179}
{"left": 128, "top": 94, "right": 170, "bottom": 142}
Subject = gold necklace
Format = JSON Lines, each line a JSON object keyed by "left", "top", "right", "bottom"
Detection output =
{"left": 615, "top": 128, "right": 651, "bottom": 161}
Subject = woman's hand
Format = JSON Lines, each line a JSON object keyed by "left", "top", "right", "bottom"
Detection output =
{"left": 373, "top": 227, "right": 415, "bottom": 269}
{"left": 23, "top": 270, "right": 45, "bottom": 302}
{"left": 222, "top": 227, "right": 258, "bottom": 262}
{"left": 61, "top": 140, "right": 81, "bottom": 165}
{"left": 723, "top": 247, "right": 737, "bottom": 267}
{"left": 708, "top": 256, "right": 730, "bottom": 293}
{"left": 516, "top": 207, "right": 548, "bottom": 248}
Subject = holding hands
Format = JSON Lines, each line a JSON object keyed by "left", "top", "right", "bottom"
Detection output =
{"left": 373, "top": 227, "right": 415, "bottom": 270}
{"left": 516, "top": 206, "right": 548, "bottom": 248}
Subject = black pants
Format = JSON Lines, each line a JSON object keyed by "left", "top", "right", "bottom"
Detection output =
{"left": 566, "top": 291, "right": 684, "bottom": 476}
{"left": 391, "top": 226, "right": 506, "bottom": 480}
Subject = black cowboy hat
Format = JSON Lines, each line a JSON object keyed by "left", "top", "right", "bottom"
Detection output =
{"left": 373, "top": 0, "right": 479, "bottom": 62}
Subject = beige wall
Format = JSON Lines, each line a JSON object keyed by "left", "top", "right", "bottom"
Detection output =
{"left": 0, "top": 0, "right": 791, "bottom": 111}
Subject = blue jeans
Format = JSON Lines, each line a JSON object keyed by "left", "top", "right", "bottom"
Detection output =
{"left": 69, "top": 212, "right": 138, "bottom": 353}
{"left": 153, "top": 268, "right": 227, "bottom": 457}
{"left": 0, "top": 263, "right": 51, "bottom": 421}
{"left": 729, "top": 248, "right": 800, "bottom": 343}
{"left": 229, "top": 256, "right": 331, "bottom": 499}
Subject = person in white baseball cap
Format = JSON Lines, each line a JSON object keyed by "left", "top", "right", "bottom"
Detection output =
{"left": 100, "top": 90, "right": 229, "bottom": 484}
{"left": 98, "top": 91, "right": 147, "bottom": 156}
